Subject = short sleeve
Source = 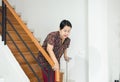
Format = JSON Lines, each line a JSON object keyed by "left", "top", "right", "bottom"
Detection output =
{"left": 46, "top": 33, "right": 55, "bottom": 46}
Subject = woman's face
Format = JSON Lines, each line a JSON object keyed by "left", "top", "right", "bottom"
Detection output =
{"left": 59, "top": 25, "right": 71, "bottom": 39}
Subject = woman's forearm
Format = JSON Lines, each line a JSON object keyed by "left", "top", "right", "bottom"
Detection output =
{"left": 47, "top": 43, "right": 59, "bottom": 70}
{"left": 47, "top": 49, "right": 58, "bottom": 64}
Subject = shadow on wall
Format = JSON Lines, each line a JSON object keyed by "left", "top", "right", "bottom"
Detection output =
{"left": 88, "top": 46, "right": 103, "bottom": 82}
{"left": 89, "top": 46, "right": 101, "bottom": 73}
{"left": 69, "top": 53, "right": 88, "bottom": 82}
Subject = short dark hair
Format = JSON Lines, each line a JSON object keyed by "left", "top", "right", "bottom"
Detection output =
{"left": 59, "top": 20, "right": 72, "bottom": 30}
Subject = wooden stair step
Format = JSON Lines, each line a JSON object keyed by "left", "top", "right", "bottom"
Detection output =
{"left": 0, "top": 16, "right": 18, "bottom": 23}
{"left": 7, "top": 31, "right": 31, "bottom": 41}
{"left": 21, "top": 63, "right": 42, "bottom": 73}
{"left": 7, "top": 15, "right": 19, "bottom": 21}
{"left": 14, "top": 51, "right": 38, "bottom": 56}
{"left": 7, "top": 13, "right": 14, "bottom": 16}
{"left": 30, "top": 77, "right": 44, "bottom": 82}
{"left": 21, "top": 63, "right": 43, "bottom": 81}
{"left": 5, "top": 16, "right": 21, "bottom": 25}
{"left": 6, "top": 11, "right": 23, "bottom": 23}
{"left": 8, "top": 21, "right": 20, "bottom": 25}
{"left": 6, "top": 9, "right": 18, "bottom": 17}
{"left": 6, "top": 24, "right": 26, "bottom": 33}
{"left": 6, "top": 41, "right": 39, "bottom": 53}
{"left": 7, "top": 13, "right": 15, "bottom": 17}
{"left": 14, "top": 52, "right": 38, "bottom": 64}
{"left": 7, "top": 8, "right": 16, "bottom": 15}
{"left": 27, "top": 71, "right": 43, "bottom": 81}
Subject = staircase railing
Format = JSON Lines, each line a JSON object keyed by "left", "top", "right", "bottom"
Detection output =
{"left": 6, "top": 17, "right": 43, "bottom": 81}
{"left": 1, "top": 0, "right": 60, "bottom": 82}
{"left": 1, "top": 1, "right": 44, "bottom": 82}
{"left": 2, "top": 0, "right": 6, "bottom": 44}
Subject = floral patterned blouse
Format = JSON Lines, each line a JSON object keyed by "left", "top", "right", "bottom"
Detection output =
{"left": 38, "top": 31, "right": 70, "bottom": 69}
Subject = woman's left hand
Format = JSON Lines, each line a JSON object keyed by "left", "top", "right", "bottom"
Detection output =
{"left": 64, "top": 56, "right": 71, "bottom": 62}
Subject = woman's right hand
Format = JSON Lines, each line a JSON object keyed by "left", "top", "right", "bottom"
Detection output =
{"left": 52, "top": 62, "right": 59, "bottom": 71}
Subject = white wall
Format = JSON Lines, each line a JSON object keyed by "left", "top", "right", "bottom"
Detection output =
{"left": 0, "top": 36, "right": 30, "bottom": 82}
{"left": 108, "top": 0, "right": 120, "bottom": 81}
{"left": 88, "top": 0, "right": 120, "bottom": 82}
{"left": 88, "top": 0, "right": 109, "bottom": 82}
{"left": 7, "top": 0, "right": 88, "bottom": 82}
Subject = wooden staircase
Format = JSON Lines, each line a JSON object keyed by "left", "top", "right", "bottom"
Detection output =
{"left": 0, "top": 8, "right": 44, "bottom": 82}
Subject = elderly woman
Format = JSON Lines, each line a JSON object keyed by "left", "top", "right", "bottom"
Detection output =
{"left": 37, "top": 19, "right": 72, "bottom": 82}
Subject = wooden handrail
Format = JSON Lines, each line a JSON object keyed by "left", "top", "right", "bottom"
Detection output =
{"left": 2, "top": 0, "right": 60, "bottom": 81}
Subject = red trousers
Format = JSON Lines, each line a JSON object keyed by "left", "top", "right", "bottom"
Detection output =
{"left": 37, "top": 53, "right": 55, "bottom": 82}
{"left": 42, "top": 68, "right": 55, "bottom": 82}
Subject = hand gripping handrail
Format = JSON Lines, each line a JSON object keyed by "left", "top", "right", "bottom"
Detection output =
{"left": 2, "top": 0, "right": 60, "bottom": 81}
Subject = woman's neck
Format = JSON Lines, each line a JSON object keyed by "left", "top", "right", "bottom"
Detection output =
{"left": 59, "top": 31, "right": 65, "bottom": 43}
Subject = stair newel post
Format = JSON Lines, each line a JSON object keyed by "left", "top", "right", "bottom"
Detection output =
{"left": 55, "top": 70, "right": 60, "bottom": 82}
{"left": 2, "top": 0, "right": 7, "bottom": 45}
